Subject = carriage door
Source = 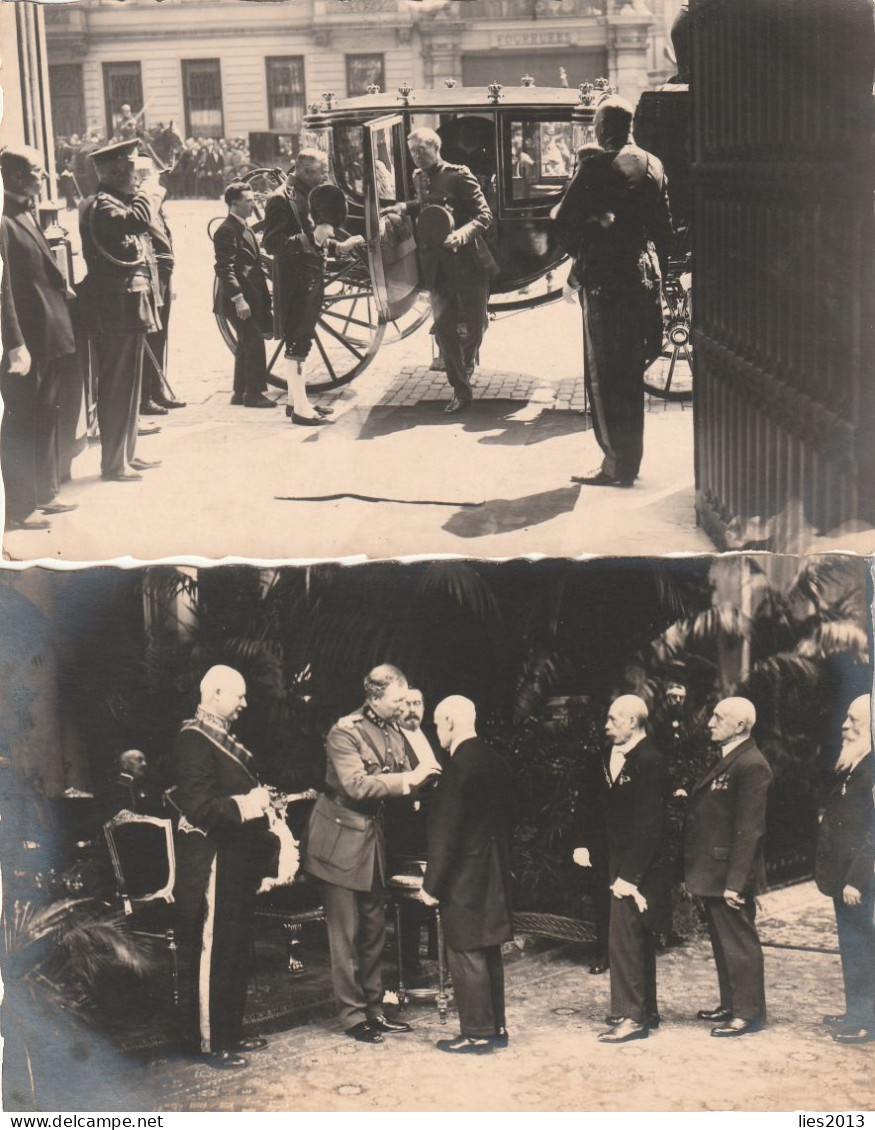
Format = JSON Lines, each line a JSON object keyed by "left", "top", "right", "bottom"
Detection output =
{"left": 362, "top": 114, "right": 420, "bottom": 325}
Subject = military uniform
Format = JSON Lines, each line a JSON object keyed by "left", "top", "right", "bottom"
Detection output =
{"left": 79, "top": 180, "right": 162, "bottom": 478}
{"left": 262, "top": 181, "right": 328, "bottom": 362}
{"left": 170, "top": 707, "right": 277, "bottom": 1054}
{"left": 407, "top": 160, "right": 497, "bottom": 402}
{"left": 303, "top": 704, "right": 412, "bottom": 1030}
{"left": 684, "top": 738, "right": 773, "bottom": 1022}
{"left": 553, "top": 143, "right": 673, "bottom": 483}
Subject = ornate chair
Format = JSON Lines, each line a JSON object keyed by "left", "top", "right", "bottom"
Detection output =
{"left": 102, "top": 810, "right": 179, "bottom": 1007}
{"left": 386, "top": 858, "right": 449, "bottom": 1023}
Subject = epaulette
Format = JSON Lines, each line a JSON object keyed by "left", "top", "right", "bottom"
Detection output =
{"left": 576, "top": 145, "right": 605, "bottom": 159}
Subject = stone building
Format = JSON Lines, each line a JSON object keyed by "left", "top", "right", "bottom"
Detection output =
{"left": 45, "top": 0, "right": 683, "bottom": 150}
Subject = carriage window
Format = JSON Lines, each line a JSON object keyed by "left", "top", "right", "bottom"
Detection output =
{"left": 333, "top": 123, "right": 365, "bottom": 198}
{"left": 368, "top": 120, "right": 398, "bottom": 205}
{"left": 509, "top": 120, "right": 574, "bottom": 202}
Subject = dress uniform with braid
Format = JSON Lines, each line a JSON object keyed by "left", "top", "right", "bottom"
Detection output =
{"left": 171, "top": 707, "right": 277, "bottom": 1054}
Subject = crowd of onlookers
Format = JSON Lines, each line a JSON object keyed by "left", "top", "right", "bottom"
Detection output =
{"left": 55, "top": 126, "right": 258, "bottom": 204}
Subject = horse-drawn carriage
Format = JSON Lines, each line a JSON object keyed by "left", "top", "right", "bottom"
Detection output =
{"left": 213, "top": 79, "right": 691, "bottom": 399}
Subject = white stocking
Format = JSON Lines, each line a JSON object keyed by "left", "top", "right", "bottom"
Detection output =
{"left": 290, "top": 361, "right": 317, "bottom": 418}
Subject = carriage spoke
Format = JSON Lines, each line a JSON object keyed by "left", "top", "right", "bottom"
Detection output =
{"left": 266, "top": 339, "right": 285, "bottom": 375}
{"left": 317, "top": 316, "right": 366, "bottom": 360}
{"left": 320, "top": 308, "right": 376, "bottom": 333}
{"left": 313, "top": 330, "right": 339, "bottom": 384}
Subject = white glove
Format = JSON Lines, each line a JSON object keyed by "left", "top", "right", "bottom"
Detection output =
{"left": 572, "top": 847, "right": 592, "bottom": 868}
{"left": 233, "top": 786, "right": 271, "bottom": 821}
{"left": 6, "top": 344, "right": 32, "bottom": 376}
{"left": 313, "top": 223, "right": 334, "bottom": 247}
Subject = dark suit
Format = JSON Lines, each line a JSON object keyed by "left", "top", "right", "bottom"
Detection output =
{"left": 170, "top": 713, "right": 277, "bottom": 1053}
{"left": 408, "top": 160, "right": 497, "bottom": 400}
{"left": 142, "top": 206, "right": 174, "bottom": 406}
{"left": 262, "top": 184, "right": 325, "bottom": 361}
{"left": 303, "top": 707, "right": 412, "bottom": 1029}
{"left": 1, "top": 196, "right": 76, "bottom": 521}
{"left": 79, "top": 184, "right": 161, "bottom": 476}
{"left": 424, "top": 736, "right": 513, "bottom": 1038}
{"left": 602, "top": 736, "right": 671, "bottom": 1024}
{"left": 212, "top": 215, "right": 271, "bottom": 402}
{"left": 552, "top": 143, "right": 672, "bottom": 482}
{"left": 815, "top": 751, "right": 875, "bottom": 1028}
{"left": 684, "top": 737, "right": 773, "bottom": 1021}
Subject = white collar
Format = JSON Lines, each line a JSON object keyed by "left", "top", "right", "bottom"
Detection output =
{"left": 611, "top": 733, "right": 645, "bottom": 756}
{"left": 720, "top": 735, "right": 748, "bottom": 757}
{"left": 449, "top": 729, "right": 478, "bottom": 756}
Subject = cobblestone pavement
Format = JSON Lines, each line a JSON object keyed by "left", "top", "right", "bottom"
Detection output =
{"left": 107, "top": 882, "right": 871, "bottom": 1114}
{"left": 3, "top": 201, "right": 707, "bottom": 563}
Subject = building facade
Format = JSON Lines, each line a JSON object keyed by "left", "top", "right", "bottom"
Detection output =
{"left": 45, "top": 0, "right": 682, "bottom": 149}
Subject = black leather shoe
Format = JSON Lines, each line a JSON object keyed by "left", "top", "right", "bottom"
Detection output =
{"left": 571, "top": 470, "right": 633, "bottom": 488}
{"left": 39, "top": 502, "right": 79, "bottom": 515}
{"left": 493, "top": 1028, "right": 509, "bottom": 1048}
{"left": 589, "top": 961, "right": 609, "bottom": 975}
{"left": 290, "top": 411, "right": 331, "bottom": 426}
{"left": 605, "top": 1014, "right": 660, "bottom": 1029}
{"left": 157, "top": 396, "right": 186, "bottom": 409}
{"left": 345, "top": 1021, "right": 383, "bottom": 1044}
{"left": 233, "top": 1037, "right": 268, "bottom": 1052}
{"left": 243, "top": 394, "right": 276, "bottom": 408}
{"left": 140, "top": 399, "right": 169, "bottom": 416}
{"left": 102, "top": 471, "right": 143, "bottom": 482}
{"left": 445, "top": 396, "right": 472, "bottom": 414}
{"left": 230, "top": 394, "right": 244, "bottom": 405}
{"left": 832, "top": 1026, "right": 875, "bottom": 1045}
{"left": 7, "top": 516, "right": 51, "bottom": 530}
{"left": 711, "top": 1017, "right": 764, "bottom": 1038}
{"left": 697, "top": 1007, "right": 733, "bottom": 1023}
{"left": 204, "top": 1050, "right": 249, "bottom": 1069}
{"left": 823, "top": 1014, "right": 847, "bottom": 1027}
{"left": 129, "top": 458, "right": 162, "bottom": 470}
{"left": 314, "top": 405, "right": 334, "bottom": 417}
{"left": 368, "top": 1014, "right": 412, "bottom": 1034}
{"left": 436, "top": 1034, "right": 493, "bottom": 1055}
{"left": 598, "top": 1018, "right": 648, "bottom": 1043}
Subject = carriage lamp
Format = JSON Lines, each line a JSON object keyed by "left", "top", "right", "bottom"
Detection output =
{"left": 308, "top": 103, "right": 321, "bottom": 115}
{"left": 594, "top": 77, "right": 610, "bottom": 90}
{"left": 366, "top": 83, "right": 381, "bottom": 95}
{"left": 520, "top": 74, "right": 536, "bottom": 87}
{"left": 322, "top": 91, "right": 336, "bottom": 110}
{"left": 444, "top": 78, "right": 458, "bottom": 88}
{"left": 487, "top": 81, "right": 503, "bottom": 104}
{"left": 578, "top": 82, "right": 595, "bottom": 105}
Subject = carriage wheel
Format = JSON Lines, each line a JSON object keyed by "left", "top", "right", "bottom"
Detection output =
{"left": 643, "top": 270, "right": 693, "bottom": 402}
{"left": 214, "top": 247, "right": 386, "bottom": 394}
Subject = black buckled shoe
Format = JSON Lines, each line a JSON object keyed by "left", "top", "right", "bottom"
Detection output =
{"left": 345, "top": 1021, "right": 383, "bottom": 1044}
{"left": 832, "top": 1026, "right": 875, "bottom": 1045}
{"left": 368, "top": 1014, "right": 412, "bottom": 1034}
{"left": 697, "top": 1007, "right": 733, "bottom": 1023}
{"left": 437, "top": 1034, "right": 493, "bottom": 1055}
{"left": 204, "top": 1050, "right": 249, "bottom": 1069}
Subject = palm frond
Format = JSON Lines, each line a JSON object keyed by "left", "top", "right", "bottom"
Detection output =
{"left": 414, "top": 562, "right": 501, "bottom": 624}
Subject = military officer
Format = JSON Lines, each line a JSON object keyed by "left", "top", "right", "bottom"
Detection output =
{"left": 79, "top": 139, "right": 164, "bottom": 481}
{"left": 303, "top": 664, "right": 438, "bottom": 1042}
{"left": 552, "top": 96, "right": 673, "bottom": 487}
{"left": 140, "top": 176, "right": 185, "bottom": 416}
{"left": 391, "top": 127, "right": 498, "bottom": 413}
{"left": 684, "top": 697, "right": 773, "bottom": 1037}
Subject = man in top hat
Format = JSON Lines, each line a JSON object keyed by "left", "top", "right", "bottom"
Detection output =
{"left": 79, "top": 138, "right": 164, "bottom": 481}
{"left": 684, "top": 697, "right": 773, "bottom": 1037}
{"left": 816, "top": 695, "right": 875, "bottom": 1044}
{"left": 552, "top": 96, "right": 673, "bottom": 487}
{"left": 389, "top": 128, "right": 498, "bottom": 414}
{"left": 1, "top": 145, "right": 79, "bottom": 531}
{"left": 262, "top": 148, "right": 361, "bottom": 425}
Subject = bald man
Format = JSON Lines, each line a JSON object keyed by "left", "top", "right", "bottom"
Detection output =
{"left": 421, "top": 696, "right": 514, "bottom": 1054}
{"left": 684, "top": 697, "right": 773, "bottom": 1037}
{"left": 170, "top": 665, "right": 278, "bottom": 1068}
{"left": 581, "top": 695, "right": 670, "bottom": 1044}
{"left": 816, "top": 695, "right": 875, "bottom": 1044}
